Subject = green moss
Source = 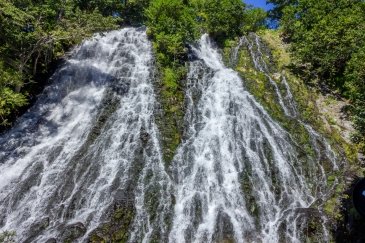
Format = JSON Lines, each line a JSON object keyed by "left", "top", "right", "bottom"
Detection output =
{"left": 162, "top": 68, "right": 179, "bottom": 92}
{"left": 259, "top": 29, "right": 291, "bottom": 69}
{"left": 263, "top": 31, "right": 362, "bottom": 223}
{"left": 227, "top": 30, "right": 361, "bottom": 226}
{"left": 156, "top": 65, "right": 186, "bottom": 167}
{"left": 89, "top": 206, "right": 135, "bottom": 243}
{"left": 144, "top": 185, "right": 161, "bottom": 221}
{"left": 235, "top": 47, "right": 284, "bottom": 121}
{"left": 324, "top": 197, "right": 342, "bottom": 220}
{"left": 0, "top": 231, "right": 16, "bottom": 243}
{"left": 222, "top": 38, "right": 239, "bottom": 65}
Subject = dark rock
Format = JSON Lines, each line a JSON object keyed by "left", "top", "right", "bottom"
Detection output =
{"left": 336, "top": 177, "right": 365, "bottom": 242}
{"left": 45, "top": 238, "right": 57, "bottom": 243}
{"left": 87, "top": 204, "right": 136, "bottom": 243}
{"left": 23, "top": 217, "right": 50, "bottom": 242}
{"left": 213, "top": 210, "right": 235, "bottom": 242}
{"left": 110, "top": 78, "right": 129, "bottom": 96}
{"left": 140, "top": 129, "right": 149, "bottom": 144}
{"left": 61, "top": 222, "right": 86, "bottom": 242}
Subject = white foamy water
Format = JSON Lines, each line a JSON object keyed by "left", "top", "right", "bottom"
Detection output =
{"left": 0, "top": 28, "right": 172, "bottom": 242}
{"left": 0, "top": 29, "right": 340, "bottom": 243}
{"left": 168, "top": 35, "right": 336, "bottom": 243}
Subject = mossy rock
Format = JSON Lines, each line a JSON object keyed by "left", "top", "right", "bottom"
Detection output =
{"left": 155, "top": 65, "right": 186, "bottom": 167}
{"left": 89, "top": 205, "right": 135, "bottom": 243}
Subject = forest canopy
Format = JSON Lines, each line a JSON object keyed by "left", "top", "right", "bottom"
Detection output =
{"left": 0, "top": 0, "right": 266, "bottom": 128}
{"left": 0, "top": 0, "right": 120, "bottom": 126}
{"left": 2, "top": 0, "right": 363, "bottom": 153}
{"left": 268, "top": 0, "right": 365, "bottom": 152}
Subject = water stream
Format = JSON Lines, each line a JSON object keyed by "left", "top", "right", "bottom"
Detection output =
{"left": 0, "top": 29, "right": 340, "bottom": 242}
{"left": 0, "top": 28, "right": 172, "bottom": 242}
{"left": 168, "top": 34, "right": 335, "bottom": 243}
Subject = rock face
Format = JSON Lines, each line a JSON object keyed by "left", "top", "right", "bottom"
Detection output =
{"left": 336, "top": 177, "right": 365, "bottom": 242}
{"left": 45, "top": 238, "right": 57, "bottom": 243}
{"left": 235, "top": 31, "right": 363, "bottom": 241}
{"left": 316, "top": 94, "right": 355, "bottom": 144}
{"left": 61, "top": 222, "right": 87, "bottom": 242}
{"left": 23, "top": 217, "right": 50, "bottom": 242}
{"left": 88, "top": 204, "right": 136, "bottom": 243}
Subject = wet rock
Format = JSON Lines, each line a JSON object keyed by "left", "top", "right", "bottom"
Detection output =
{"left": 23, "top": 217, "right": 50, "bottom": 242}
{"left": 336, "top": 177, "right": 365, "bottom": 242}
{"left": 110, "top": 79, "right": 129, "bottom": 96}
{"left": 114, "top": 189, "right": 134, "bottom": 207}
{"left": 61, "top": 222, "right": 86, "bottom": 242}
{"left": 45, "top": 238, "right": 57, "bottom": 243}
{"left": 140, "top": 129, "right": 149, "bottom": 144}
{"left": 213, "top": 211, "right": 235, "bottom": 242}
{"left": 88, "top": 204, "right": 136, "bottom": 243}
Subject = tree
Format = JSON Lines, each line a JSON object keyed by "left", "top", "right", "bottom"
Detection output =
{"left": 0, "top": 0, "right": 119, "bottom": 127}
{"left": 201, "top": 0, "right": 246, "bottom": 42}
{"left": 146, "top": 0, "right": 197, "bottom": 65}
{"left": 268, "top": 0, "right": 365, "bottom": 152}
{"left": 242, "top": 6, "right": 267, "bottom": 33}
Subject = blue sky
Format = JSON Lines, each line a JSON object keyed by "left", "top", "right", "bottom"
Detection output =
{"left": 244, "top": 0, "right": 273, "bottom": 10}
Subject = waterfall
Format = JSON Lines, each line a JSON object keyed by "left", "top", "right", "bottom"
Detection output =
{"left": 0, "top": 28, "right": 172, "bottom": 242}
{"left": 0, "top": 28, "right": 340, "bottom": 242}
{"left": 242, "top": 34, "right": 293, "bottom": 117}
{"left": 168, "top": 34, "right": 335, "bottom": 243}
{"left": 241, "top": 33, "right": 340, "bottom": 173}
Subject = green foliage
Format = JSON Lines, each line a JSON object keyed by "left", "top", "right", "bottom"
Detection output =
{"left": 146, "top": 0, "right": 267, "bottom": 63}
{"left": 145, "top": 0, "right": 268, "bottom": 163}
{"left": 267, "top": 0, "right": 296, "bottom": 19}
{"left": 75, "top": 0, "right": 151, "bottom": 25}
{"left": 199, "top": 0, "right": 246, "bottom": 42}
{"left": 0, "top": 0, "right": 120, "bottom": 127}
{"left": 0, "top": 231, "right": 16, "bottom": 243}
{"left": 162, "top": 67, "right": 179, "bottom": 93}
{"left": 0, "top": 88, "right": 27, "bottom": 126}
{"left": 242, "top": 7, "right": 267, "bottom": 33}
{"left": 0, "top": 61, "right": 27, "bottom": 126}
{"left": 345, "top": 47, "right": 365, "bottom": 152}
{"left": 146, "top": 0, "right": 196, "bottom": 165}
{"left": 146, "top": 0, "right": 197, "bottom": 65}
{"left": 120, "top": 0, "right": 151, "bottom": 25}
{"left": 268, "top": 0, "right": 365, "bottom": 153}
{"left": 278, "top": 0, "right": 365, "bottom": 87}
{"left": 75, "top": 0, "right": 123, "bottom": 15}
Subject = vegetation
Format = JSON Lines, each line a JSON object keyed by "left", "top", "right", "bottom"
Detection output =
{"left": 192, "top": 0, "right": 246, "bottom": 43}
{"left": 0, "top": 0, "right": 159, "bottom": 128}
{"left": 0, "top": 0, "right": 123, "bottom": 127}
{"left": 267, "top": 0, "right": 365, "bottom": 153}
{"left": 0, "top": 0, "right": 363, "bottom": 241}
{"left": 145, "top": 0, "right": 267, "bottom": 164}
{"left": 242, "top": 6, "right": 267, "bottom": 33}
{"left": 0, "top": 0, "right": 267, "bottom": 162}
{"left": 0, "top": 231, "right": 15, "bottom": 243}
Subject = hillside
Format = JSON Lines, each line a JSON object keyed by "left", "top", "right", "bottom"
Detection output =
{"left": 0, "top": 0, "right": 364, "bottom": 242}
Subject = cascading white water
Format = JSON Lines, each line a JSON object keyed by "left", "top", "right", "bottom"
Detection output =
{"left": 0, "top": 28, "right": 172, "bottom": 242}
{"left": 239, "top": 33, "right": 342, "bottom": 241}
{"left": 0, "top": 28, "right": 341, "bottom": 243}
{"left": 242, "top": 33, "right": 340, "bottom": 174}
{"left": 242, "top": 34, "right": 293, "bottom": 117}
{"left": 168, "top": 34, "right": 336, "bottom": 243}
